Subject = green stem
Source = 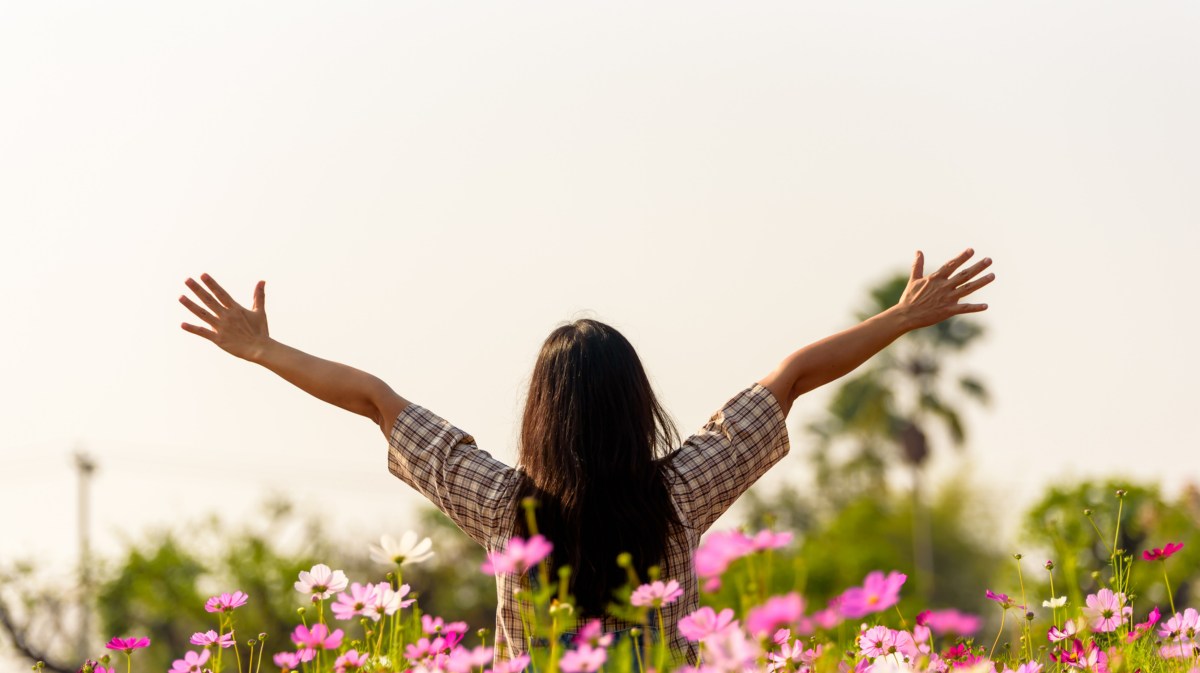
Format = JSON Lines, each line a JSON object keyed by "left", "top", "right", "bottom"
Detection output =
{"left": 124, "top": 652, "right": 131, "bottom": 673}
{"left": 1163, "top": 564, "right": 1177, "bottom": 616}
{"left": 989, "top": 608, "right": 1007, "bottom": 661}
{"left": 656, "top": 607, "right": 667, "bottom": 672}
{"left": 1016, "top": 559, "right": 1031, "bottom": 662}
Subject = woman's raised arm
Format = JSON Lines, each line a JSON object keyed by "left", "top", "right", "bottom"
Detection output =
{"left": 759, "top": 248, "right": 994, "bottom": 417}
{"left": 179, "top": 274, "right": 409, "bottom": 436}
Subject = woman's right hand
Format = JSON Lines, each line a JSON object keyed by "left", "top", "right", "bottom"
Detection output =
{"left": 179, "top": 274, "right": 271, "bottom": 362}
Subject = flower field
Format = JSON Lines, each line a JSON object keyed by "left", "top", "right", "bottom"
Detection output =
{"left": 65, "top": 493, "right": 1196, "bottom": 673}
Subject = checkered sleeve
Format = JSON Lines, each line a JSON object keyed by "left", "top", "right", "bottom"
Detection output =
{"left": 666, "top": 384, "right": 790, "bottom": 533}
{"left": 388, "top": 404, "right": 519, "bottom": 547}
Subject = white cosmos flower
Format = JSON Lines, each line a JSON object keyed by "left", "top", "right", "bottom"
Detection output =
{"left": 369, "top": 531, "right": 435, "bottom": 567}
{"left": 294, "top": 563, "right": 349, "bottom": 600}
{"left": 1043, "top": 596, "right": 1068, "bottom": 608}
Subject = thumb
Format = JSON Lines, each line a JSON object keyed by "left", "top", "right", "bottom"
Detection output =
{"left": 252, "top": 280, "right": 266, "bottom": 312}
{"left": 910, "top": 250, "right": 924, "bottom": 280}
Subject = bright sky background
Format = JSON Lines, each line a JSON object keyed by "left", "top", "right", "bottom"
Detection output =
{"left": 2, "top": 1, "right": 1198, "bottom": 586}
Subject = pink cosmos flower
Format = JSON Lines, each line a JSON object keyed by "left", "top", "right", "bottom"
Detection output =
{"left": 1048, "top": 620, "right": 1080, "bottom": 643}
{"left": 1053, "top": 638, "right": 1106, "bottom": 671}
{"left": 749, "top": 529, "right": 794, "bottom": 551}
{"left": 482, "top": 535, "right": 553, "bottom": 575}
{"left": 693, "top": 530, "right": 755, "bottom": 583}
{"left": 105, "top": 637, "right": 150, "bottom": 652}
{"left": 919, "top": 608, "right": 982, "bottom": 637}
{"left": 294, "top": 563, "right": 349, "bottom": 599}
{"left": 488, "top": 653, "right": 531, "bottom": 673}
{"left": 333, "top": 649, "right": 369, "bottom": 672}
{"left": 445, "top": 645, "right": 494, "bottom": 672}
{"left": 560, "top": 644, "right": 607, "bottom": 673}
{"left": 1158, "top": 608, "right": 1199, "bottom": 646}
{"left": 1127, "top": 607, "right": 1162, "bottom": 643}
{"left": 273, "top": 652, "right": 303, "bottom": 671}
{"left": 574, "top": 619, "right": 614, "bottom": 648}
{"left": 422, "top": 614, "right": 469, "bottom": 636}
{"left": 331, "top": 582, "right": 378, "bottom": 621}
{"left": 169, "top": 650, "right": 210, "bottom": 673}
{"left": 292, "top": 623, "right": 344, "bottom": 651}
{"left": 362, "top": 582, "right": 415, "bottom": 621}
{"left": 745, "top": 593, "right": 805, "bottom": 637}
{"left": 1083, "top": 588, "right": 1132, "bottom": 633}
{"left": 702, "top": 625, "right": 760, "bottom": 673}
{"left": 679, "top": 607, "right": 736, "bottom": 642}
{"left": 858, "top": 625, "right": 898, "bottom": 659}
{"left": 630, "top": 579, "right": 684, "bottom": 608}
{"left": 204, "top": 591, "right": 249, "bottom": 613}
{"left": 811, "top": 606, "right": 843, "bottom": 630}
{"left": 189, "top": 629, "right": 235, "bottom": 648}
{"left": 1143, "top": 542, "right": 1184, "bottom": 562}
{"left": 838, "top": 571, "right": 907, "bottom": 618}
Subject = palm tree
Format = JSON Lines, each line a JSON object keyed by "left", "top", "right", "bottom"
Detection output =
{"left": 808, "top": 272, "right": 990, "bottom": 596}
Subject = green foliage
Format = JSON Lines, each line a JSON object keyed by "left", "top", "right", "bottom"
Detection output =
{"left": 94, "top": 498, "right": 333, "bottom": 673}
{"left": 743, "top": 479, "right": 1003, "bottom": 617}
{"left": 1021, "top": 479, "right": 1200, "bottom": 614}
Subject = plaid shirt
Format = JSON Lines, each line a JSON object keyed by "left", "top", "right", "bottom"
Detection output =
{"left": 387, "top": 383, "right": 790, "bottom": 658}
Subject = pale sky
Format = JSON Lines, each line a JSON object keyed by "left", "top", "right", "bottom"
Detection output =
{"left": 2, "top": 1, "right": 1198, "bottom": 580}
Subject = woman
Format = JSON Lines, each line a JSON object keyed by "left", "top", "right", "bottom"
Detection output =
{"left": 179, "top": 248, "right": 993, "bottom": 657}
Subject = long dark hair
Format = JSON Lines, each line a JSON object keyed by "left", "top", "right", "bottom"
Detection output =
{"left": 513, "top": 319, "right": 681, "bottom": 617}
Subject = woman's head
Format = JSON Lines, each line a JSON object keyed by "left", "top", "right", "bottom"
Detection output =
{"left": 515, "top": 319, "right": 680, "bottom": 615}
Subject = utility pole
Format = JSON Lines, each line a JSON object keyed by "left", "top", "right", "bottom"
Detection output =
{"left": 73, "top": 450, "right": 96, "bottom": 663}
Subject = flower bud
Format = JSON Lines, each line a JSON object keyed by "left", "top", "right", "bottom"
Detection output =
{"left": 1045, "top": 560, "right": 1055, "bottom": 570}
{"left": 1026, "top": 611, "right": 1035, "bottom": 621}
{"left": 1013, "top": 553, "right": 1023, "bottom": 560}
{"left": 616, "top": 553, "right": 633, "bottom": 568}
{"left": 1116, "top": 489, "right": 1127, "bottom": 499}
{"left": 297, "top": 607, "right": 307, "bottom": 616}
{"left": 258, "top": 633, "right": 267, "bottom": 641}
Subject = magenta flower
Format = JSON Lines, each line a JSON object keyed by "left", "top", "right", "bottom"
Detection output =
{"left": 838, "top": 571, "right": 907, "bottom": 618}
{"left": 292, "top": 623, "right": 344, "bottom": 651}
{"left": 857, "top": 625, "right": 898, "bottom": 659}
{"left": 1048, "top": 620, "right": 1080, "bottom": 643}
{"left": 1143, "top": 542, "right": 1184, "bottom": 561}
{"left": 203, "top": 591, "right": 248, "bottom": 613}
{"left": 810, "top": 606, "right": 843, "bottom": 630}
{"left": 1082, "top": 588, "right": 1132, "bottom": 632}
{"left": 630, "top": 579, "right": 684, "bottom": 608}
{"left": 1127, "top": 606, "right": 1162, "bottom": 643}
{"left": 294, "top": 563, "right": 349, "bottom": 599}
{"left": 745, "top": 593, "right": 805, "bottom": 638}
{"left": 189, "top": 630, "right": 235, "bottom": 649}
{"left": 421, "top": 614, "right": 469, "bottom": 636}
{"left": 482, "top": 535, "right": 553, "bottom": 575}
{"left": 169, "top": 650, "right": 210, "bottom": 673}
{"left": 679, "top": 606, "right": 736, "bottom": 642}
{"left": 104, "top": 637, "right": 150, "bottom": 653}
{"left": 560, "top": 643, "right": 607, "bottom": 673}
{"left": 331, "top": 582, "right": 378, "bottom": 621}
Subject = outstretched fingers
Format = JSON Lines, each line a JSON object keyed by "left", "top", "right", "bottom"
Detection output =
{"left": 200, "top": 273, "right": 239, "bottom": 309}
{"left": 955, "top": 272, "right": 996, "bottom": 297}
{"left": 952, "top": 302, "right": 989, "bottom": 314}
{"left": 179, "top": 295, "right": 219, "bottom": 326}
{"left": 933, "top": 248, "right": 975, "bottom": 278}
{"left": 180, "top": 321, "right": 217, "bottom": 341}
{"left": 185, "top": 277, "right": 224, "bottom": 314}
{"left": 948, "top": 256, "right": 993, "bottom": 287}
